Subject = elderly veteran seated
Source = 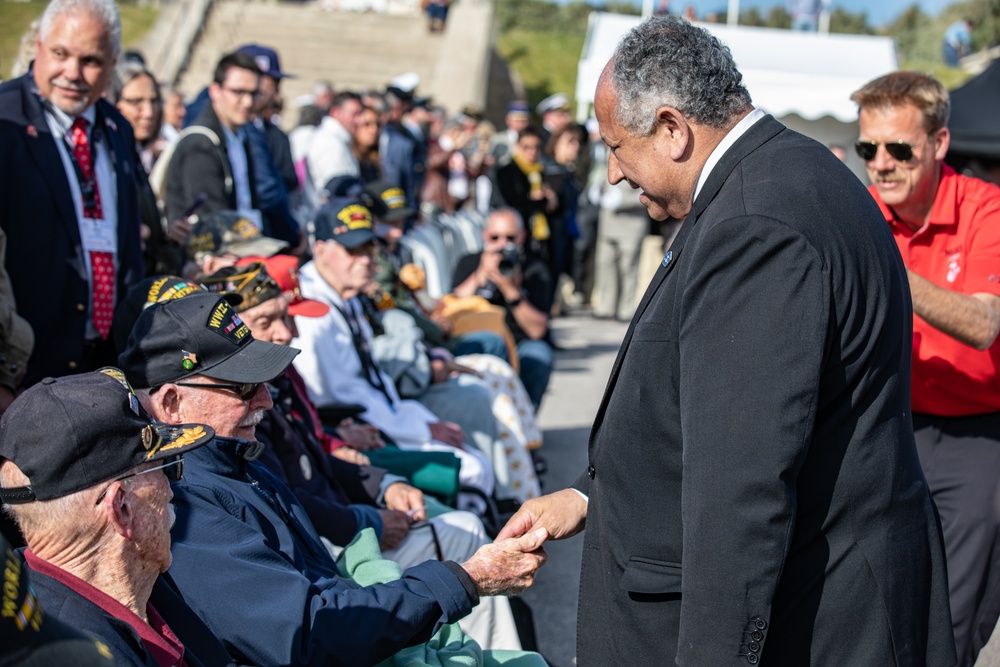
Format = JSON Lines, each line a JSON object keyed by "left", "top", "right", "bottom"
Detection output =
{"left": 200, "top": 258, "right": 524, "bottom": 650}
{"left": 119, "top": 293, "right": 548, "bottom": 666}
{"left": 0, "top": 369, "right": 235, "bottom": 666}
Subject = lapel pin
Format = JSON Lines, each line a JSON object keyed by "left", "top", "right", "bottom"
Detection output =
{"left": 661, "top": 250, "right": 672, "bottom": 267}
{"left": 105, "top": 117, "right": 117, "bottom": 132}
{"left": 26, "top": 125, "right": 37, "bottom": 138}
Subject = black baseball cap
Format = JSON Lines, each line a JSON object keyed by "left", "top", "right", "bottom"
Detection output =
{"left": 199, "top": 263, "right": 283, "bottom": 313}
{"left": 364, "top": 181, "right": 416, "bottom": 223}
{"left": 185, "top": 210, "right": 288, "bottom": 262}
{"left": 0, "top": 369, "right": 215, "bottom": 504}
{"left": 111, "top": 275, "right": 243, "bottom": 355}
{"left": 0, "top": 534, "right": 115, "bottom": 666}
{"left": 313, "top": 198, "right": 378, "bottom": 248}
{"left": 118, "top": 292, "right": 299, "bottom": 389}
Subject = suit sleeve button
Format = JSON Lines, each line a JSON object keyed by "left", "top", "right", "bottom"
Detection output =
{"left": 749, "top": 642, "right": 760, "bottom": 653}
{"left": 76, "top": 303, "right": 86, "bottom": 312}
{"left": 587, "top": 465, "right": 595, "bottom": 479}
{"left": 754, "top": 618, "right": 767, "bottom": 630}
{"left": 747, "top": 654, "right": 759, "bottom": 664}
{"left": 751, "top": 631, "right": 763, "bottom": 642}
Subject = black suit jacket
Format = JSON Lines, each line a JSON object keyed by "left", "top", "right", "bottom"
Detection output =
{"left": 164, "top": 105, "right": 257, "bottom": 222}
{"left": 0, "top": 74, "right": 144, "bottom": 386}
{"left": 572, "top": 116, "right": 956, "bottom": 666}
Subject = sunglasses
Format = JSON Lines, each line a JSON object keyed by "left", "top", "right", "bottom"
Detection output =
{"left": 174, "top": 381, "right": 261, "bottom": 401}
{"left": 488, "top": 234, "right": 518, "bottom": 242}
{"left": 95, "top": 456, "right": 184, "bottom": 504}
{"left": 854, "top": 140, "right": 915, "bottom": 163}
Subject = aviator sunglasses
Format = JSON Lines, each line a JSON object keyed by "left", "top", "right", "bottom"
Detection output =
{"left": 95, "top": 456, "right": 184, "bottom": 504}
{"left": 173, "top": 381, "right": 262, "bottom": 401}
{"left": 854, "top": 140, "right": 916, "bottom": 163}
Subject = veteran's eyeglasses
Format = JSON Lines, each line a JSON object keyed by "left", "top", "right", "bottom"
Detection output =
{"left": 854, "top": 140, "right": 916, "bottom": 163}
{"left": 173, "top": 381, "right": 261, "bottom": 401}
{"left": 94, "top": 457, "right": 184, "bottom": 504}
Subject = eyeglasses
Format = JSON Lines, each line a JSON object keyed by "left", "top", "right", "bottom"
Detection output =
{"left": 94, "top": 457, "right": 184, "bottom": 505}
{"left": 488, "top": 234, "right": 518, "bottom": 242}
{"left": 854, "top": 140, "right": 916, "bottom": 162}
{"left": 174, "top": 381, "right": 261, "bottom": 401}
{"left": 346, "top": 241, "right": 380, "bottom": 257}
{"left": 222, "top": 87, "right": 260, "bottom": 100}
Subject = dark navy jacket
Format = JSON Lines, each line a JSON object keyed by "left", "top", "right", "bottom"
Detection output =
{"left": 26, "top": 560, "right": 235, "bottom": 667}
{"left": 167, "top": 436, "right": 476, "bottom": 667}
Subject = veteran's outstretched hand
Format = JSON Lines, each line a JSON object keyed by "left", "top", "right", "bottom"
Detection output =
{"left": 462, "top": 527, "right": 549, "bottom": 596}
{"left": 497, "top": 489, "right": 588, "bottom": 543}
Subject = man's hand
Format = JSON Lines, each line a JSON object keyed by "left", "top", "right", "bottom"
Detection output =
{"left": 496, "top": 489, "right": 588, "bottom": 542}
{"left": 330, "top": 446, "right": 371, "bottom": 466}
{"left": 383, "top": 482, "right": 426, "bottom": 522}
{"left": 336, "top": 419, "right": 385, "bottom": 451}
{"left": 462, "top": 528, "right": 549, "bottom": 596}
{"left": 429, "top": 421, "right": 465, "bottom": 448}
{"left": 377, "top": 509, "right": 411, "bottom": 550}
{"left": 164, "top": 217, "right": 193, "bottom": 245}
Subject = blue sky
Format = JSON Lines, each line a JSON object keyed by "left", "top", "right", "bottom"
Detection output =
{"left": 557, "top": 0, "right": 957, "bottom": 27}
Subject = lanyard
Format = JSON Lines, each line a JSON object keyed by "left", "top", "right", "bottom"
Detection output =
{"left": 331, "top": 302, "right": 396, "bottom": 407}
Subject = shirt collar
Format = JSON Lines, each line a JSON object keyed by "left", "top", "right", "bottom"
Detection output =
{"left": 41, "top": 97, "right": 98, "bottom": 138}
{"left": 693, "top": 108, "right": 766, "bottom": 203}
{"left": 24, "top": 549, "right": 186, "bottom": 667}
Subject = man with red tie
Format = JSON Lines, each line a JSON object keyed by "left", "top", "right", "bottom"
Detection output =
{"left": 0, "top": 0, "right": 144, "bottom": 387}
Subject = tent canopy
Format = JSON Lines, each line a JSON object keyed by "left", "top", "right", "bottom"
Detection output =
{"left": 948, "top": 59, "right": 1000, "bottom": 159}
{"left": 576, "top": 13, "right": 898, "bottom": 124}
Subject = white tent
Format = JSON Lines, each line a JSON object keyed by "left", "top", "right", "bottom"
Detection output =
{"left": 576, "top": 13, "right": 899, "bottom": 178}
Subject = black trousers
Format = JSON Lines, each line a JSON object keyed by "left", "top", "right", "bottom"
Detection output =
{"left": 913, "top": 411, "right": 1000, "bottom": 667}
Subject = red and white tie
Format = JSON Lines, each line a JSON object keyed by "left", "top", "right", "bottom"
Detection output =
{"left": 71, "top": 117, "right": 113, "bottom": 339}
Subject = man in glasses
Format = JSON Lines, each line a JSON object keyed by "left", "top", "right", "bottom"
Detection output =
{"left": 853, "top": 71, "right": 1000, "bottom": 666}
{"left": 452, "top": 207, "right": 554, "bottom": 410}
{"left": 119, "top": 292, "right": 548, "bottom": 666}
{"left": 165, "top": 51, "right": 263, "bottom": 228}
{"left": 0, "top": 369, "right": 234, "bottom": 666}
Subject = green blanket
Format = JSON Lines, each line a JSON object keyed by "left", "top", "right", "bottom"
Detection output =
{"left": 336, "top": 529, "right": 547, "bottom": 667}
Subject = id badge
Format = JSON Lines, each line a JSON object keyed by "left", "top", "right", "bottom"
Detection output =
{"left": 80, "top": 216, "right": 116, "bottom": 253}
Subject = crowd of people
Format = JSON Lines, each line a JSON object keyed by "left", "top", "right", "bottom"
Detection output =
{"left": 2, "top": 1, "right": 1000, "bottom": 665}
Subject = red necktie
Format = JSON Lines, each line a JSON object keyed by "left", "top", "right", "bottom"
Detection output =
{"left": 71, "top": 117, "right": 113, "bottom": 339}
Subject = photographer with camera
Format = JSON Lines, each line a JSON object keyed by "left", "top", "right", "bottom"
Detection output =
{"left": 451, "top": 208, "right": 554, "bottom": 410}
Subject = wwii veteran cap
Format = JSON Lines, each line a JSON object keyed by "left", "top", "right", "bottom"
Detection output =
{"left": 312, "top": 199, "right": 378, "bottom": 249}
{"left": 200, "top": 262, "right": 284, "bottom": 313}
{"left": 364, "top": 181, "right": 416, "bottom": 223}
{"left": 1, "top": 533, "right": 114, "bottom": 666}
{"left": 0, "top": 369, "right": 214, "bottom": 504}
{"left": 118, "top": 292, "right": 299, "bottom": 389}
{"left": 111, "top": 275, "right": 243, "bottom": 355}
{"left": 185, "top": 210, "right": 289, "bottom": 262}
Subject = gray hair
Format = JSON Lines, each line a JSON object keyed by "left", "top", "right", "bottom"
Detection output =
{"left": 0, "top": 460, "right": 99, "bottom": 541}
{"left": 488, "top": 207, "right": 524, "bottom": 231}
{"left": 108, "top": 60, "right": 159, "bottom": 104}
{"left": 610, "top": 15, "right": 751, "bottom": 135}
{"left": 39, "top": 0, "right": 122, "bottom": 60}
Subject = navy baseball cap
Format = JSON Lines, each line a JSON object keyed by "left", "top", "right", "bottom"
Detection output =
{"left": 237, "top": 44, "right": 295, "bottom": 79}
{"left": 118, "top": 293, "right": 299, "bottom": 389}
{"left": 313, "top": 199, "right": 378, "bottom": 248}
{"left": 0, "top": 369, "right": 215, "bottom": 504}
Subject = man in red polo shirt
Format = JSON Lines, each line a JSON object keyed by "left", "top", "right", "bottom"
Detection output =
{"left": 853, "top": 71, "right": 1000, "bottom": 667}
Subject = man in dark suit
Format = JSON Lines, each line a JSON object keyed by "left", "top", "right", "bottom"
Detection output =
{"left": 499, "top": 16, "right": 956, "bottom": 666}
{"left": 0, "top": 0, "right": 144, "bottom": 387}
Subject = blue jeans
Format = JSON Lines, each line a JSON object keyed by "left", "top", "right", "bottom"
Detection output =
{"left": 454, "top": 332, "right": 553, "bottom": 410}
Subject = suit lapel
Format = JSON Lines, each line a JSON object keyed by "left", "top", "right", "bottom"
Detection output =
{"left": 589, "top": 115, "right": 786, "bottom": 443}
{"left": 19, "top": 77, "right": 81, "bottom": 249}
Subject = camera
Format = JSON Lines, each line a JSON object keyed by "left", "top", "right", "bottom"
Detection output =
{"left": 497, "top": 242, "right": 520, "bottom": 279}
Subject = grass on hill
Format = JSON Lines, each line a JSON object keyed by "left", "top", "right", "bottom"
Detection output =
{"left": 0, "top": 1, "right": 159, "bottom": 81}
{"left": 497, "top": 28, "right": 587, "bottom": 118}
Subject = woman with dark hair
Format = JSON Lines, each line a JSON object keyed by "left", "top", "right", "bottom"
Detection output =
{"left": 351, "top": 105, "right": 382, "bottom": 183}
{"left": 111, "top": 62, "right": 188, "bottom": 275}
{"left": 541, "top": 123, "right": 586, "bottom": 307}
